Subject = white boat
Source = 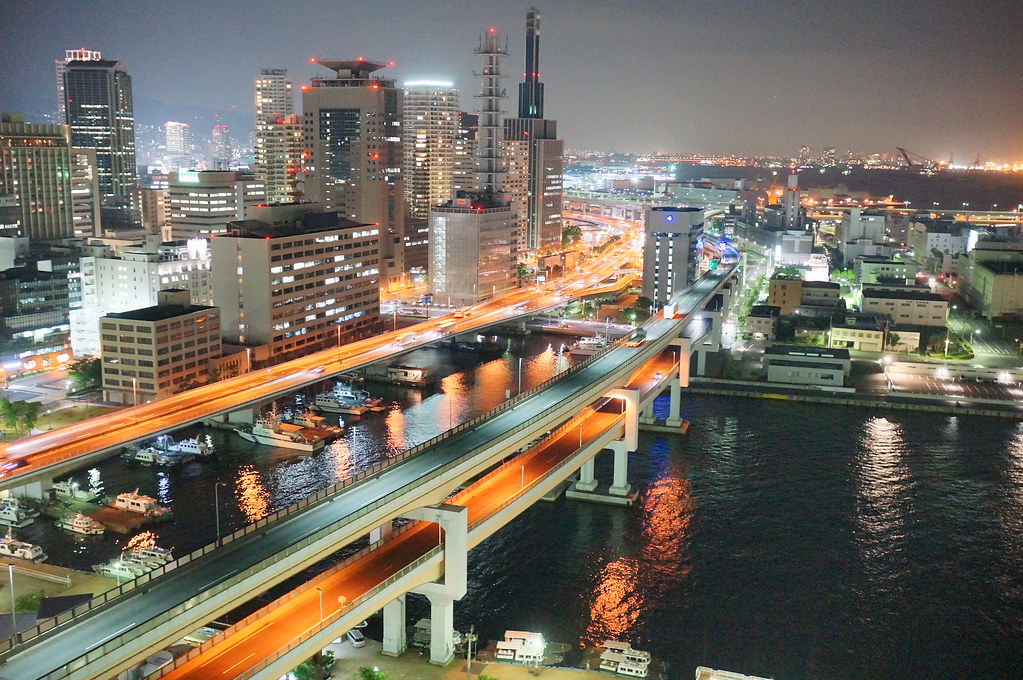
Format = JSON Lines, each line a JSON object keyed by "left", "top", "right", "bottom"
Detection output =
{"left": 57, "top": 512, "right": 105, "bottom": 535}
{"left": 111, "top": 489, "right": 168, "bottom": 515}
{"left": 0, "top": 498, "right": 36, "bottom": 528}
{"left": 237, "top": 412, "right": 326, "bottom": 451}
{"left": 599, "top": 640, "right": 651, "bottom": 677}
{"left": 122, "top": 445, "right": 179, "bottom": 467}
{"left": 495, "top": 630, "right": 546, "bottom": 664}
{"left": 359, "top": 364, "right": 433, "bottom": 387}
{"left": 51, "top": 480, "right": 98, "bottom": 502}
{"left": 92, "top": 558, "right": 148, "bottom": 580}
{"left": 0, "top": 532, "right": 46, "bottom": 562}
{"left": 569, "top": 335, "right": 608, "bottom": 357}
{"left": 128, "top": 545, "right": 173, "bottom": 566}
{"left": 313, "top": 382, "right": 383, "bottom": 416}
{"left": 282, "top": 409, "right": 343, "bottom": 438}
{"left": 154, "top": 434, "right": 215, "bottom": 459}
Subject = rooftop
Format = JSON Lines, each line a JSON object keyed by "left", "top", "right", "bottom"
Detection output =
{"left": 979, "top": 261, "right": 1023, "bottom": 275}
{"left": 104, "top": 303, "right": 216, "bottom": 323}
{"left": 863, "top": 289, "right": 946, "bottom": 302}
{"left": 765, "top": 345, "right": 851, "bottom": 360}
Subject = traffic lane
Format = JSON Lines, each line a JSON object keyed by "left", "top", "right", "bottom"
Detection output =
{"left": 889, "top": 373, "right": 1023, "bottom": 401}
{"left": 166, "top": 411, "right": 623, "bottom": 679}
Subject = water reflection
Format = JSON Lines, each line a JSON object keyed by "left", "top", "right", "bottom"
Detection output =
{"left": 325, "top": 438, "right": 355, "bottom": 483}
{"left": 854, "top": 417, "right": 910, "bottom": 568}
{"left": 1002, "top": 424, "right": 1023, "bottom": 542}
{"left": 585, "top": 557, "right": 642, "bottom": 643}
{"left": 383, "top": 406, "right": 407, "bottom": 453}
{"left": 126, "top": 530, "right": 158, "bottom": 552}
{"left": 156, "top": 471, "right": 171, "bottom": 505}
{"left": 235, "top": 465, "right": 270, "bottom": 522}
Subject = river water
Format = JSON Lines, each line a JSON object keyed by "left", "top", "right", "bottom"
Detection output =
{"left": 29, "top": 335, "right": 1023, "bottom": 679}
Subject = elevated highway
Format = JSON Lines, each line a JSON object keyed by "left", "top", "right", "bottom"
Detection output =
{"left": 0, "top": 265, "right": 737, "bottom": 680}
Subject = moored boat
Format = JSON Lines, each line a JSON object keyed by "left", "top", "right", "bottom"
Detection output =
{"left": 0, "top": 531, "right": 46, "bottom": 562}
{"left": 111, "top": 489, "right": 169, "bottom": 516}
{"left": 313, "top": 382, "right": 383, "bottom": 416}
{"left": 57, "top": 512, "right": 105, "bottom": 535}
{"left": 236, "top": 411, "right": 327, "bottom": 451}
{"left": 0, "top": 498, "right": 37, "bottom": 528}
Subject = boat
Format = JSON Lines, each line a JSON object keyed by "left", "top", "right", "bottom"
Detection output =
{"left": 495, "top": 630, "right": 546, "bottom": 664}
{"left": 358, "top": 364, "right": 434, "bottom": 387}
{"left": 237, "top": 411, "right": 327, "bottom": 451}
{"left": 313, "top": 382, "right": 383, "bottom": 416}
{"left": 281, "top": 408, "right": 343, "bottom": 438}
{"left": 0, "top": 531, "right": 46, "bottom": 562}
{"left": 0, "top": 498, "right": 37, "bottom": 528}
{"left": 569, "top": 335, "right": 608, "bottom": 357}
{"left": 51, "top": 480, "right": 98, "bottom": 502}
{"left": 111, "top": 490, "right": 169, "bottom": 516}
{"left": 598, "top": 640, "right": 651, "bottom": 677}
{"left": 92, "top": 558, "right": 148, "bottom": 580}
{"left": 153, "top": 434, "right": 215, "bottom": 459}
{"left": 121, "top": 445, "right": 179, "bottom": 467}
{"left": 57, "top": 512, "right": 105, "bottom": 535}
{"left": 127, "top": 545, "right": 173, "bottom": 567}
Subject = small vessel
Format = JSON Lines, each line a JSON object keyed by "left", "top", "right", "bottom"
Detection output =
{"left": 51, "top": 480, "right": 98, "bottom": 502}
{"left": 495, "top": 630, "right": 546, "bottom": 665}
{"left": 92, "top": 558, "right": 148, "bottom": 580}
{"left": 359, "top": 364, "right": 433, "bottom": 387}
{"left": 124, "top": 434, "right": 215, "bottom": 467}
{"left": 237, "top": 411, "right": 327, "bottom": 451}
{"left": 153, "top": 434, "right": 215, "bottom": 459}
{"left": 127, "top": 544, "right": 173, "bottom": 567}
{"left": 313, "top": 382, "right": 383, "bottom": 416}
{"left": 57, "top": 512, "right": 105, "bottom": 535}
{"left": 569, "top": 335, "right": 608, "bottom": 357}
{"left": 599, "top": 640, "right": 651, "bottom": 677}
{"left": 282, "top": 409, "right": 343, "bottom": 438}
{"left": 122, "top": 445, "right": 177, "bottom": 467}
{"left": 111, "top": 490, "right": 168, "bottom": 516}
{"left": 0, "top": 531, "right": 46, "bottom": 562}
{"left": 0, "top": 498, "right": 37, "bottom": 528}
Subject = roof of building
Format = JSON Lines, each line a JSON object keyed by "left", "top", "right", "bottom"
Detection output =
{"left": 749, "top": 305, "right": 781, "bottom": 318}
{"left": 863, "top": 289, "right": 946, "bottom": 302}
{"left": 104, "top": 303, "right": 217, "bottom": 323}
{"left": 802, "top": 280, "right": 840, "bottom": 290}
{"left": 223, "top": 210, "right": 367, "bottom": 239}
{"left": 857, "top": 256, "right": 906, "bottom": 264}
{"left": 765, "top": 345, "right": 851, "bottom": 360}
{"left": 978, "top": 260, "right": 1023, "bottom": 275}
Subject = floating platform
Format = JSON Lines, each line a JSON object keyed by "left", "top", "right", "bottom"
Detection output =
{"left": 639, "top": 418, "right": 690, "bottom": 434}
{"left": 87, "top": 507, "right": 170, "bottom": 535}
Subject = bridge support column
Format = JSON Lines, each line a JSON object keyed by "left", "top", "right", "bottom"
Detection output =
{"left": 225, "top": 407, "right": 258, "bottom": 425}
{"left": 605, "top": 387, "right": 640, "bottom": 497}
{"left": 369, "top": 519, "right": 393, "bottom": 544}
{"left": 575, "top": 458, "right": 598, "bottom": 492}
{"left": 666, "top": 378, "right": 684, "bottom": 428}
{"left": 408, "top": 503, "right": 468, "bottom": 666}
{"left": 14, "top": 480, "right": 46, "bottom": 500}
{"left": 640, "top": 402, "right": 656, "bottom": 425}
{"left": 381, "top": 594, "right": 407, "bottom": 657}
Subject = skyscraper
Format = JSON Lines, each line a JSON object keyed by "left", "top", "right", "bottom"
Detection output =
{"left": 56, "top": 48, "right": 102, "bottom": 124}
{"left": 254, "top": 69, "right": 293, "bottom": 124}
{"left": 403, "top": 82, "right": 459, "bottom": 220}
{"left": 504, "top": 8, "right": 564, "bottom": 256}
{"left": 303, "top": 59, "right": 405, "bottom": 290}
{"left": 254, "top": 69, "right": 302, "bottom": 204}
{"left": 62, "top": 56, "right": 137, "bottom": 204}
{"left": 0, "top": 113, "right": 74, "bottom": 241}
{"left": 209, "top": 124, "right": 232, "bottom": 170}
{"left": 428, "top": 28, "right": 518, "bottom": 306}
{"left": 163, "top": 121, "right": 191, "bottom": 172}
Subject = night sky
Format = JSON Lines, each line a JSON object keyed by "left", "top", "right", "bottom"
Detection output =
{"left": 2, "top": 0, "right": 1021, "bottom": 159}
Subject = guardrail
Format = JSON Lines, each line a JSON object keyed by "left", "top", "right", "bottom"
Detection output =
{"left": 2, "top": 266, "right": 736, "bottom": 678}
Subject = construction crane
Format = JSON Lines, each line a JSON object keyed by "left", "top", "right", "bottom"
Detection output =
{"left": 895, "top": 147, "right": 943, "bottom": 172}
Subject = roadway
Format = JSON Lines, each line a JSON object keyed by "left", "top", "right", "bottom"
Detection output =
{"left": 0, "top": 225, "right": 641, "bottom": 490}
{"left": 0, "top": 266, "right": 734, "bottom": 680}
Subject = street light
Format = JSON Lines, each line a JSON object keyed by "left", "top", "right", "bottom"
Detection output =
{"left": 214, "top": 481, "right": 227, "bottom": 545}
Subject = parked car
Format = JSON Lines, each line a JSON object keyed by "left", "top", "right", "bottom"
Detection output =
{"left": 346, "top": 629, "right": 366, "bottom": 647}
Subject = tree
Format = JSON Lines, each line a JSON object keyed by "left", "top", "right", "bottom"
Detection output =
{"left": 67, "top": 358, "right": 101, "bottom": 393}
{"left": 18, "top": 402, "right": 41, "bottom": 432}
{"left": 15, "top": 589, "right": 45, "bottom": 613}
{"left": 886, "top": 332, "right": 901, "bottom": 350}
{"left": 356, "top": 668, "right": 389, "bottom": 680}
{"left": 516, "top": 262, "right": 529, "bottom": 283}
{"left": 0, "top": 399, "right": 17, "bottom": 431}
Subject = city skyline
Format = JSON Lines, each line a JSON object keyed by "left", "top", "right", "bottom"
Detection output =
{"left": 1, "top": 0, "right": 1021, "bottom": 161}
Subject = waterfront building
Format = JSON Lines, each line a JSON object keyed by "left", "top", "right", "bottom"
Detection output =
{"left": 61, "top": 55, "right": 137, "bottom": 200}
{"left": 71, "top": 237, "right": 211, "bottom": 357}
{"left": 642, "top": 206, "right": 704, "bottom": 305}
{"left": 211, "top": 203, "right": 379, "bottom": 363}
{"left": 763, "top": 345, "right": 850, "bottom": 387}
{"left": 303, "top": 60, "right": 405, "bottom": 290}
{"left": 167, "top": 170, "right": 265, "bottom": 240}
{"left": 0, "top": 114, "right": 74, "bottom": 241}
{"left": 428, "top": 28, "right": 518, "bottom": 307}
{"left": 99, "top": 289, "right": 221, "bottom": 404}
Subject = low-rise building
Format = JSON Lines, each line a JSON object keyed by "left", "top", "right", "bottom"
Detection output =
{"left": 959, "top": 252, "right": 1023, "bottom": 318}
{"left": 763, "top": 345, "right": 850, "bottom": 387}
{"left": 855, "top": 256, "right": 914, "bottom": 285}
{"left": 746, "top": 305, "right": 780, "bottom": 341}
{"left": 861, "top": 288, "right": 947, "bottom": 327}
{"left": 99, "top": 289, "right": 221, "bottom": 404}
{"left": 767, "top": 276, "right": 843, "bottom": 316}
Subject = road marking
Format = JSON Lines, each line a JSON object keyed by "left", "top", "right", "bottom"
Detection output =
{"left": 222, "top": 652, "right": 255, "bottom": 674}
{"left": 86, "top": 623, "right": 134, "bottom": 651}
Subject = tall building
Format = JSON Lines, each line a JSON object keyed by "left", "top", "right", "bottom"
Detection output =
{"left": 403, "top": 82, "right": 459, "bottom": 220}
{"left": 504, "top": 8, "right": 564, "bottom": 256}
{"left": 254, "top": 114, "right": 303, "bottom": 204}
{"left": 209, "top": 124, "right": 232, "bottom": 170}
{"left": 642, "top": 206, "right": 704, "bottom": 305}
{"left": 452, "top": 112, "right": 478, "bottom": 192}
{"left": 428, "top": 29, "right": 518, "bottom": 307}
{"left": 782, "top": 174, "right": 800, "bottom": 230}
{"left": 254, "top": 69, "right": 293, "bottom": 124}
{"left": 70, "top": 147, "right": 101, "bottom": 237}
{"left": 0, "top": 113, "right": 74, "bottom": 241}
{"left": 211, "top": 204, "right": 379, "bottom": 362}
{"left": 132, "top": 187, "right": 171, "bottom": 238}
{"left": 167, "top": 170, "right": 265, "bottom": 239}
{"left": 0, "top": 266, "right": 73, "bottom": 368}
{"left": 62, "top": 56, "right": 137, "bottom": 200}
{"left": 303, "top": 60, "right": 405, "bottom": 290}
{"left": 163, "top": 121, "right": 191, "bottom": 172}
{"left": 56, "top": 48, "right": 103, "bottom": 124}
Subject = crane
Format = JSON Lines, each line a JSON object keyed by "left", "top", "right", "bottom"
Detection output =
{"left": 895, "top": 147, "right": 943, "bottom": 171}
